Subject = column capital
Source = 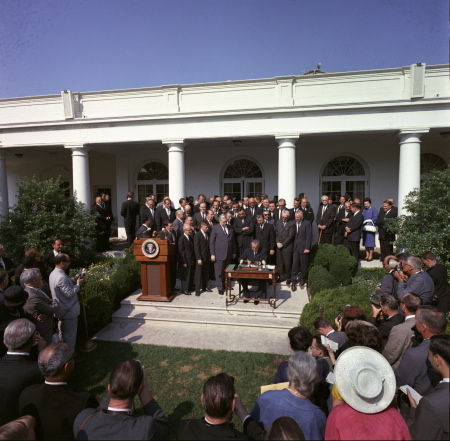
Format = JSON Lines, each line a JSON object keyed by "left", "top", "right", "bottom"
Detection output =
{"left": 162, "top": 139, "right": 185, "bottom": 152}
{"left": 398, "top": 128, "right": 430, "bottom": 140}
{"left": 64, "top": 144, "right": 90, "bottom": 154}
{"left": 275, "top": 135, "right": 300, "bottom": 149}
{"left": 275, "top": 133, "right": 300, "bottom": 141}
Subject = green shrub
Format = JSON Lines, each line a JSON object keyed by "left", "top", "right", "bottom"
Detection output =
{"left": 308, "top": 266, "right": 337, "bottom": 297}
{"left": 352, "top": 267, "right": 386, "bottom": 292}
{"left": 329, "top": 260, "right": 353, "bottom": 286}
{"left": 299, "top": 284, "right": 372, "bottom": 332}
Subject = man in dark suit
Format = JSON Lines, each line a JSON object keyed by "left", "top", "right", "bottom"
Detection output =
{"left": 140, "top": 197, "right": 156, "bottom": 234}
{"left": 210, "top": 215, "right": 236, "bottom": 295}
{"left": 289, "top": 198, "right": 302, "bottom": 219}
{"left": 275, "top": 210, "right": 295, "bottom": 284}
{"left": 273, "top": 198, "right": 287, "bottom": 222}
{"left": 156, "top": 221, "right": 177, "bottom": 292}
{"left": 395, "top": 306, "right": 447, "bottom": 418}
{"left": 74, "top": 360, "right": 169, "bottom": 440}
{"left": 178, "top": 225, "right": 196, "bottom": 295}
{"left": 155, "top": 197, "right": 176, "bottom": 232}
{"left": 193, "top": 202, "right": 208, "bottom": 231}
{"left": 0, "top": 319, "right": 43, "bottom": 426}
{"left": 406, "top": 335, "right": 450, "bottom": 440}
{"left": 120, "top": 192, "right": 140, "bottom": 247}
{"left": 192, "top": 194, "right": 210, "bottom": 214}
{"left": 92, "top": 195, "right": 109, "bottom": 252}
{"left": 43, "top": 238, "right": 66, "bottom": 278}
{"left": 291, "top": 211, "right": 312, "bottom": 291}
{"left": 194, "top": 222, "right": 212, "bottom": 296}
{"left": 233, "top": 209, "right": 254, "bottom": 258}
{"left": 244, "top": 197, "right": 262, "bottom": 223}
{"left": 19, "top": 343, "right": 98, "bottom": 440}
{"left": 376, "top": 200, "right": 397, "bottom": 262}
{"left": 316, "top": 195, "right": 334, "bottom": 244}
{"left": 238, "top": 240, "right": 268, "bottom": 304}
{"left": 300, "top": 197, "right": 314, "bottom": 223}
{"left": 254, "top": 215, "right": 275, "bottom": 264}
{"left": 136, "top": 217, "right": 154, "bottom": 239}
{"left": 334, "top": 201, "right": 352, "bottom": 245}
{"left": 421, "top": 251, "right": 450, "bottom": 313}
{"left": 344, "top": 203, "right": 364, "bottom": 261}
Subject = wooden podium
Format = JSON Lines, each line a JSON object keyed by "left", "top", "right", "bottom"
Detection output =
{"left": 134, "top": 238, "right": 176, "bottom": 301}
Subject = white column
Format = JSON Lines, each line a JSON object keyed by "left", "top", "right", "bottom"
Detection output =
{"left": 65, "top": 144, "right": 91, "bottom": 208}
{"left": 275, "top": 135, "right": 299, "bottom": 205}
{"left": 0, "top": 151, "right": 9, "bottom": 216}
{"left": 397, "top": 129, "right": 429, "bottom": 215}
{"left": 163, "top": 140, "right": 185, "bottom": 205}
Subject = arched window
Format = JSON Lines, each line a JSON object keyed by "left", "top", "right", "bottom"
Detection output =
{"left": 137, "top": 161, "right": 169, "bottom": 204}
{"left": 321, "top": 156, "right": 367, "bottom": 203}
{"left": 222, "top": 159, "right": 264, "bottom": 200}
{"left": 420, "top": 153, "right": 447, "bottom": 175}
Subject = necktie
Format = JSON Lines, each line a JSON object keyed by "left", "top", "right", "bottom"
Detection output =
{"left": 251, "top": 208, "right": 254, "bottom": 216}
{"left": 223, "top": 227, "right": 228, "bottom": 236}
{"left": 283, "top": 222, "right": 286, "bottom": 227}
{"left": 202, "top": 212, "right": 205, "bottom": 219}
{"left": 322, "top": 206, "right": 326, "bottom": 216}
{"left": 260, "top": 225, "right": 263, "bottom": 231}
{"left": 166, "top": 208, "right": 170, "bottom": 216}
{"left": 297, "top": 222, "right": 300, "bottom": 233}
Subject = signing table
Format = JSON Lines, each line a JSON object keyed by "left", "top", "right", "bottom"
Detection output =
{"left": 224, "top": 264, "right": 278, "bottom": 308}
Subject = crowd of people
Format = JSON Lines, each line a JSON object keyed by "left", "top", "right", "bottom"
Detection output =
{"left": 0, "top": 305, "right": 448, "bottom": 440}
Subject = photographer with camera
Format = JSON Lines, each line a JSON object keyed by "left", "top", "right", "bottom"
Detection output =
{"left": 374, "top": 255, "right": 400, "bottom": 298}
{"left": 368, "top": 295, "right": 404, "bottom": 347}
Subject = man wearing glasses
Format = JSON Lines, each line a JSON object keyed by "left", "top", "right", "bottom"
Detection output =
{"left": 49, "top": 254, "right": 85, "bottom": 350}
{"left": 394, "top": 256, "right": 434, "bottom": 304}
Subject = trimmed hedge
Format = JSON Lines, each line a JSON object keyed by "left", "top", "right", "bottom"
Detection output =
{"left": 78, "top": 252, "right": 140, "bottom": 339}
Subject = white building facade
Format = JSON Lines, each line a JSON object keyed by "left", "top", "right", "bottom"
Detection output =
{"left": 0, "top": 63, "right": 448, "bottom": 238}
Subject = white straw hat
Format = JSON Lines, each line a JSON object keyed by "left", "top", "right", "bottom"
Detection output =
{"left": 334, "top": 346, "right": 395, "bottom": 414}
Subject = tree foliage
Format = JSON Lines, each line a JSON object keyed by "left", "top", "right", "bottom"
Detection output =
{"left": 0, "top": 175, "right": 97, "bottom": 266}
{"left": 387, "top": 167, "right": 450, "bottom": 269}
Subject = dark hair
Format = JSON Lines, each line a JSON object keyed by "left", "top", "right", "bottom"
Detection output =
{"left": 163, "top": 220, "right": 171, "bottom": 227}
{"left": 264, "top": 416, "right": 305, "bottom": 440}
{"left": 345, "top": 320, "right": 382, "bottom": 352}
{"left": 396, "top": 253, "right": 409, "bottom": 262}
{"left": 341, "top": 306, "right": 367, "bottom": 331}
{"left": 421, "top": 251, "right": 436, "bottom": 261}
{"left": 109, "top": 360, "right": 143, "bottom": 400}
{"left": 200, "top": 221, "right": 209, "bottom": 228}
{"left": 416, "top": 306, "right": 447, "bottom": 335}
{"left": 380, "top": 295, "right": 398, "bottom": 311}
{"left": 288, "top": 326, "right": 313, "bottom": 352}
{"left": 312, "top": 334, "right": 328, "bottom": 354}
{"left": 400, "top": 293, "right": 422, "bottom": 313}
{"left": 363, "top": 197, "right": 371, "bottom": 204}
{"left": 52, "top": 238, "right": 62, "bottom": 245}
{"left": 313, "top": 317, "right": 331, "bottom": 330}
{"left": 0, "top": 415, "right": 36, "bottom": 440}
{"left": 429, "top": 335, "right": 450, "bottom": 367}
{"left": 127, "top": 192, "right": 134, "bottom": 198}
{"left": 383, "top": 200, "right": 393, "bottom": 206}
{"left": 54, "top": 254, "right": 68, "bottom": 265}
{"left": 24, "top": 247, "right": 40, "bottom": 257}
{"left": 22, "top": 256, "right": 37, "bottom": 269}
{"left": 202, "top": 373, "right": 235, "bottom": 419}
{"left": 351, "top": 203, "right": 361, "bottom": 209}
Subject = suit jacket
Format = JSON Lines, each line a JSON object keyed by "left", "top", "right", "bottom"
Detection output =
{"left": 275, "top": 220, "right": 295, "bottom": 251}
{"left": 345, "top": 210, "right": 364, "bottom": 242}
{"left": 244, "top": 206, "right": 262, "bottom": 221}
{"left": 376, "top": 208, "right": 397, "bottom": 241}
{"left": 407, "top": 382, "right": 449, "bottom": 440}
{"left": 172, "top": 218, "right": 185, "bottom": 234}
{"left": 139, "top": 205, "right": 156, "bottom": 232}
{"left": 193, "top": 212, "right": 208, "bottom": 230}
{"left": 377, "top": 272, "right": 398, "bottom": 297}
{"left": 19, "top": 383, "right": 98, "bottom": 441}
{"left": 178, "top": 235, "right": 195, "bottom": 266}
{"left": 326, "top": 330, "right": 348, "bottom": 349}
{"left": 427, "top": 263, "right": 450, "bottom": 312}
{"left": 335, "top": 207, "right": 353, "bottom": 237}
{"left": 395, "top": 339, "right": 440, "bottom": 396}
{"left": 233, "top": 217, "right": 254, "bottom": 249}
{"left": 382, "top": 317, "right": 415, "bottom": 369}
{"left": 136, "top": 224, "right": 153, "bottom": 239}
{"left": 239, "top": 247, "right": 267, "bottom": 264}
{"left": 43, "top": 250, "right": 69, "bottom": 278}
{"left": 368, "top": 313, "right": 405, "bottom": 341}
{"left": 255, "top": 222, "right": 275, "bottom": 253}
{"left": 396, "top": 271, "right": 435, "bottom": 304}
{"left": 210, "top": 224, "right": 236, "bottom": 261}
{"left": 292, "top": 220, "right": 312, "bottom": 253}
{"left": 155, "top": 206, "right": 176, "bottom": 231}
{"left": 0, "top": 256, "right": 16, "bottom": 277}
{"left": 300, "top": 206, "right": 314, "bottom": 223}
{"left": 74, "top": 397, "right": 169, "bottom": 441}
{"left": 0, "top": 354, "right": 42, "bottom": 425}
{"left": 156, "top": 228, "right": 176, "bottom": 244}
{"left": 23, "top": 286, "right": 56, "bottom": 343}
{"left": 92, "top": 203, "right": 107, "bottom": 229}
{"left": 120, "top": 199, "right": 140, "bottom": 226}
{"left": 316, "top": 204, "right": 335, "bottom": 232}
{"left": 178, "top": 418, "right": 249, "bottom": 440}
{"left": 49, "top": 268, "right": 80, "bottom": 320}
{"left": 194, "top": 231, "right": 210, "bottom": 262}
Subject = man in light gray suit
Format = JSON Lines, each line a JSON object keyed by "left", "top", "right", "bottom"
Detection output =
{"left": 49, "top": 254, "right": 84, "bottom": 350}
{"left": 210, "top": 214, "right": 236, "bottom": 295}
{"left": 382, "top": 293, "right": 422, "bottom": 369}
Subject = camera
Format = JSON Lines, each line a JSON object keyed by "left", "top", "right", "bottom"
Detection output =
{"left": 389, "top": 259, "right": 400, "bottom": 270}
{"left": 75, "top": 268, "right": 86, "bottom": 280}
{"left": 369, "top": 294, "right": 382, "bottom": 307}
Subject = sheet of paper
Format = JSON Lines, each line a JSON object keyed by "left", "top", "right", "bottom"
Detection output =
{"left": 325, "top": 372, "right": 335, "bottom": 384}
{"left": 321, "top": 335, "right": 338, "bottom": 351}
{"left": 399, "top": 385, "right": 422, "bottom": 404}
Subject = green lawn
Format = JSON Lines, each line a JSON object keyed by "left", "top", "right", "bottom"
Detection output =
{"left": 71, "top": 340, "right": 285, "bottom": 440}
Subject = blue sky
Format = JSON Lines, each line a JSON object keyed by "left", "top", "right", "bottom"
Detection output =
{"left": 0, "top": 0, "right": 448, "bottom": 98}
